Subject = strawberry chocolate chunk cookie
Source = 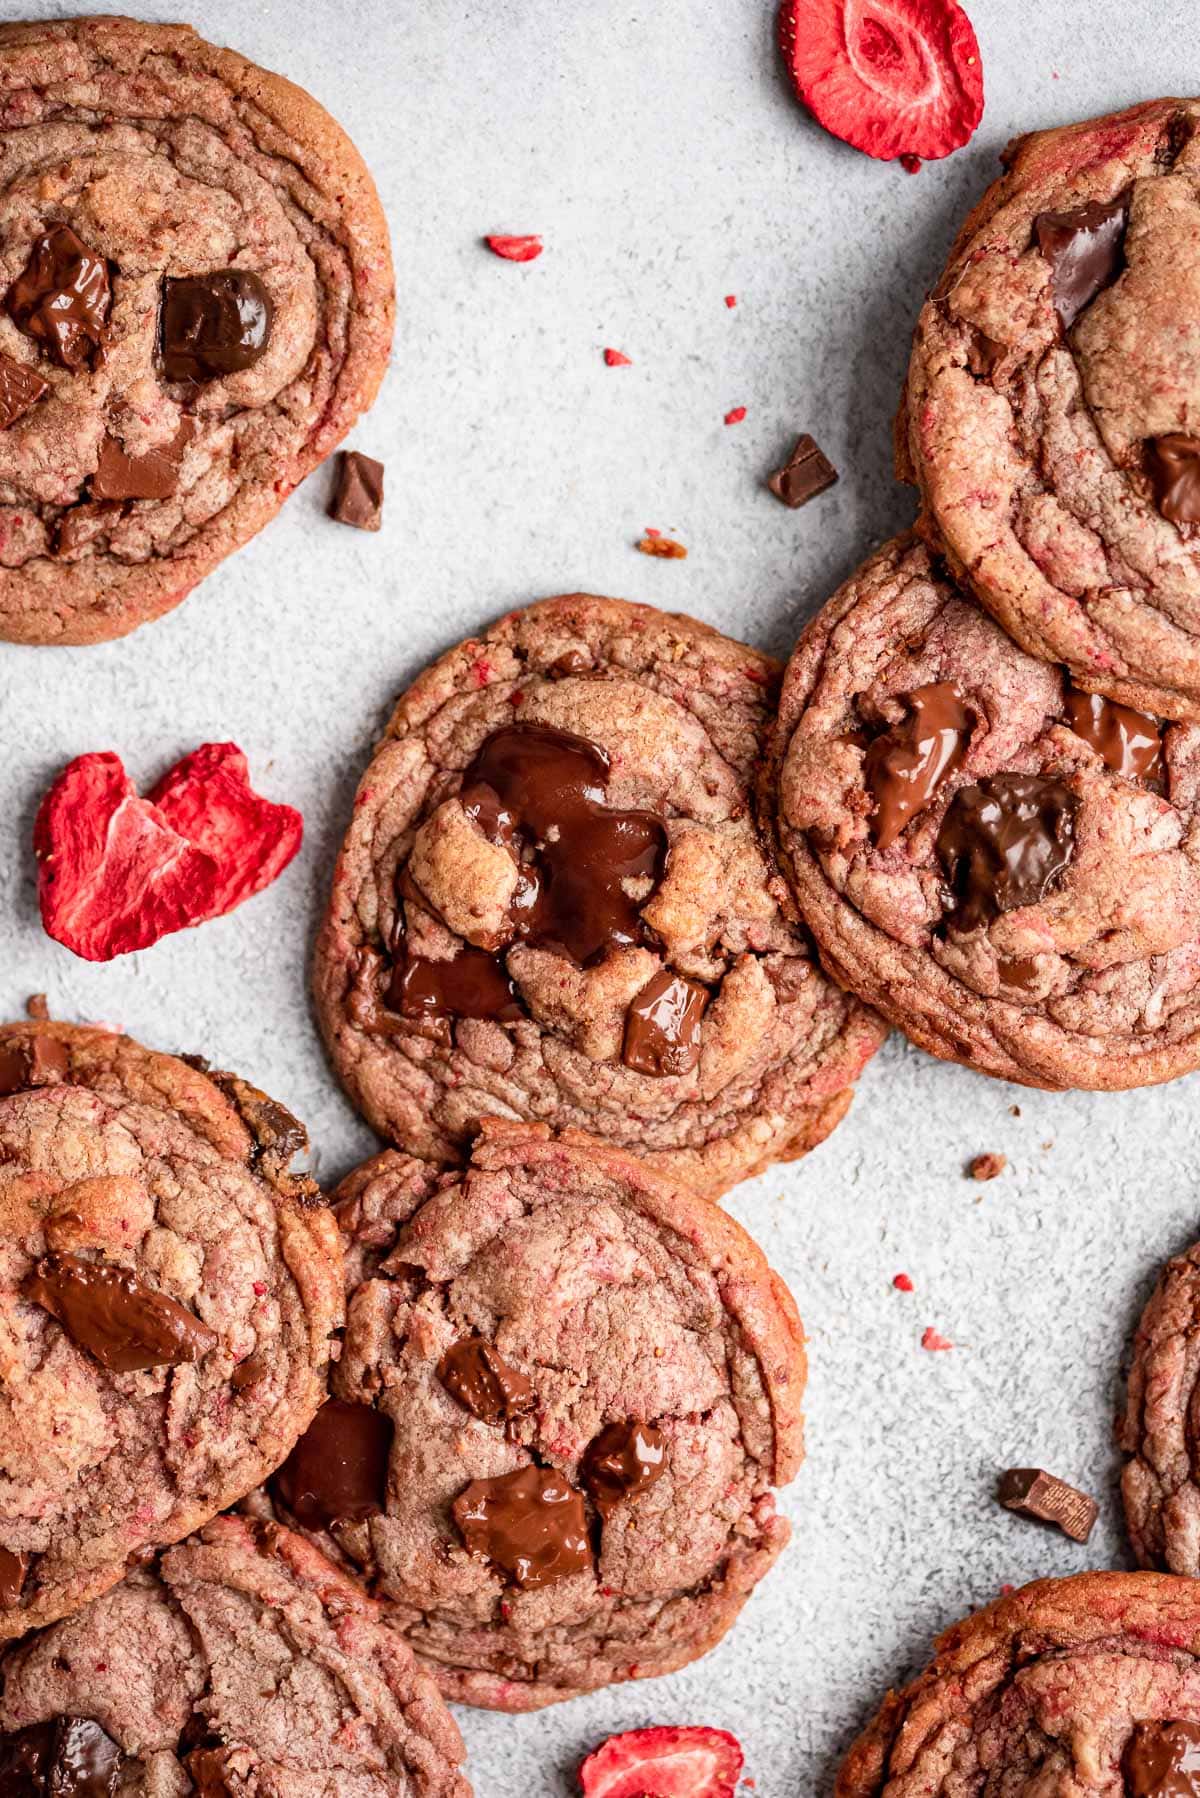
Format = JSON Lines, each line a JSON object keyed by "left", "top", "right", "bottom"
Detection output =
{"left": 0, "top": 16, "right": 393, "bottom": 644}
{"left": 767, "top": 534, "right": 1200, "bottom": 1089}
{"left": 836, "top": 1572, "right": 1200, "bottom": 1796}
{"left": 903, "top": 98, "right": 1200, "bottom": 722}
{"left": 313, "top": 593, "right": 884, "bottom": 1202}
{"left": 1121, "top": 1237, "right": 1200, "bottom": 1575}
{"left": 0, "top": 1021, "right": 342, "bottom": 1639}
{"left": 0, "top": 1515, "right": 470, "bottom": 1796}
{"left": 262, "top": 1118, "right": 806, "bottom": 1710}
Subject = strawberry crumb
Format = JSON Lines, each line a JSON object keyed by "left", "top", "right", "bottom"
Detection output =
{"left": 922, "top": 1327, "right": 953, "bottom": 1352}
{"left": 636, "top": 535, "right": 687, "bottom": 559}
{"left": 644, "top": 526, "right": 662, "bottom": 537}
{"left": 893, "top": 1272, "right": 914, "bottom": 1292}
{"left": 252, "top": 1281, "right": 267, "bottom": 1296}
{"left": 484, "top": 233, "right": 543, "bottom": 262}
{"left": 724, "top": 406, "right": 747, "bottom": 425}
{"left": 899, "top": 153, "right": 922, "bottom": 173}
{"left": 603, "top": 348, "right": 632, "bottom": 366}
{"left": 724, "top": 294, "right": 737, "bottom": 308}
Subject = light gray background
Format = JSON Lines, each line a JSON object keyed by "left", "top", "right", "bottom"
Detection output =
{"left": 0, "top": 1, "right": 1196, "bottom": 1790}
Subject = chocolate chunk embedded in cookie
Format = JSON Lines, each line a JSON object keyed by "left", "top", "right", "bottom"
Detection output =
{"left": 313, "top": 592, "right": 885, "bottom": 1201}
{"left": 836, "top": 1573, "right": 1200, "bottom": 1797}
{"left": 903, "top": 98, "right": 1200, "bottom": 722}
{"left": 767, "top": 534, "right": 1200, "bottom": 1090}
{"left": 267, "top": 1119, "right": 807, "bottom": 1711}
{"left": 0, "top": 1022, "right": 343, "bottom": 1639}
{"left": 0, "top": 1516, "right": 470, "bottom": 1797}
{"left": 0, "top": 16, "right": 393, "bottom": 645}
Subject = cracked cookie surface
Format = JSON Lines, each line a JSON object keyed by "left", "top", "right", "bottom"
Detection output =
{"left": 313, "top": 592, "right": 884, "bottom": 1202}
{"left": 903, "top": 97, "right": 1200, "bottom": 721}
{"left": 0, "top": 1514, "right": 470, "bottom": 1797}
{"left": 1120, "top": 1239, "right": 1200, "bottom": 1574}
{"left": 261, "top": 1119, "right": 806, "bottom": 1711}
{"left": 836, "top": 1572, "right": 1200, "bottom": 1797}
{"left": 767, "top": 534, "right": 1200, "bottom": 1089}
{"left": 0, "top": 1021, "right": 343, "bottom": 1638}
{"left": 0, "top": 15, "right": 393, "bottom": 644}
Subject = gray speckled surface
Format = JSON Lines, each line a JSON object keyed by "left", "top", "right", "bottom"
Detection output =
{"left": 2, "top": 1, "right": 1198, "bottom": 1791}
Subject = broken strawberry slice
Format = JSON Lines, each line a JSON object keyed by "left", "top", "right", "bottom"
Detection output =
{"left": 484, "top": 234, "right": 544, "bottom": 262}
{"left": 779, "top": 0, "right": 984, "bottom": 163}
{"left": 579, "top": 1726, "right": 744, "bottom": 1798}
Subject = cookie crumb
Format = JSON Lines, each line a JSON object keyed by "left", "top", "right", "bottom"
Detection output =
{"left": 968, "top": 1152, "right": 1006, "bottom": 1182}
{"left": 636, "top": 535, "right": 687, "bottom": 559}
{"left": 25, "top": 993, "right": 49, "bottom": 1020}
{"left": 892, "top": 1272, "right": 914, "bottom": 1292}
{"left": 1009, "top": 1104, "right": 1021, "bottom": 1117}
{"left": 921, "top": 1326, "right": 953, "bottom": 1352}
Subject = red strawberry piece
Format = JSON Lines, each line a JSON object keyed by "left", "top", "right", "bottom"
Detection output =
{"left": 779, "top": 0, "right": 984, "bottom": 163}
{"left": 893, "top": 1272, "right": 914, "bottom": 1292}
{"left": 34, "top": 745, "right": 301, "bottom": 962}
{"left": 724, "top": 294, "right": 737, "bottom": 308}
{"left": 484, "top": 234, "right": 544, "bottom": 262}
{"left": 724, "top": 406, "right": 747, "bottom": 425}
{"left": 580, "top": 1727, "right": 744, "bottom": 1798}
{"left": 603, "top": 348, "right": 632, "bottom": 366}
{"left": 922, "top": 1326, "right": 954, "bottom": 1351}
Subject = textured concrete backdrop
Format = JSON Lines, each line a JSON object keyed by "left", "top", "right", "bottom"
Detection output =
{"left": 2, "top": 1, "right": 1198, "bottom": 1790}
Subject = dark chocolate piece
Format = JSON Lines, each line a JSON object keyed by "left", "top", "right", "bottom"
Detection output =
{"left": 1125, "top": 1722, "right": 1200, "bottom": 1797}
{"left": 0, "top": 352, "right": 47, "bottom": 428}
{"left": 438, "top": 1338, "right": 535, "bottom": 1425}
{"left": 582, "top": 1420, "right": 666, "bottom": 1517}
{"left": 864, "top": 681, "right": 973, "bottom": 849}
{"left": 0, "top": 1716, "right": 122, "bottom": 1797}
{"left": 270, "top": 1398, "right": 393, "bottom": 1530}
{"left": 1064, "top": 688, "right": 1163, "bottom": 780}
{"left": 452, "top": 1464, "right": 591, "bottom": 1590}
{"left": 329, "top": 451, "right": 384, "bottom": 531}
{"left": 997, "top": 1466, "right": 1098, "bottom": 1542}
{"left": 767, "top": 433, "right": 839, "bottom": 508}
{"left": 7, "top": 227, "right": 111, "bottom": 370}
{"left": 90, "top": 420, "right": 195, "bottom": 502}
{"left": 160, "top": 270, "right": 273, "bottom": 382}
{"left": 936, "top": 773, "right": 1077, "bottom": 932}
{"left": 622, "top": 969, "right": 708, "bottom": 1077}
{"left": 23, "top": 1254, "right": 219, "bottom": 1374}
{"left": 186, "top": 1748, "right": 236, "bottom": 1798}
{"left": 0, "top": 1546, "right": 28, "bottom": 1609}
{"left": 388, "top": 948, "right": 524, "bottom": 1022}
{"left": 1034, "top": 195, "right": 1129, "bottom": 329}
{"left": 1147, "top": 434, "right": 1200, "bottom": 526}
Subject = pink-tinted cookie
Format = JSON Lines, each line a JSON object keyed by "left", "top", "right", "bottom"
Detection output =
{"left": 0, "top": 17, "right": 393, "bottom": 644}
{"left": 1121, "top": 1238, "right": 1200, "bottom": 1574}
{"left": 313, "top": 592, "right": 884, "bottom": 1202}
{"left": 261, "top": 1119, "right": 806, "bottom": 1711}
{"left": 903, "top": 98, "right": 1200, "bottom": 721}
{"left": 0, "top": 1021, "right": 343, "bottom": 1638}
{"left": 767, "top": 534, "right": 1200, "bottom": 1089}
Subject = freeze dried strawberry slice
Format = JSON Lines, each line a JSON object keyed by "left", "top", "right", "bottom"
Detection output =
{"left": 579, "top": 1726, "right": 744, "bottom": 1798}
{"left": 484, "top": 234, "right": 544, "bottom": 262}
{"left": 780, "top": 0, "right": 984, "bottom": 162}
{"left": 34, "top": 744, "right": 301, "bottom": 961}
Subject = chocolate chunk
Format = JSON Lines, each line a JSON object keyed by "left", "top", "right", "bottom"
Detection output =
{"left": 1034, "top": 195, "right": 1129, "bottom": 329}
{"left": 999, "top": 956, "right": 1041, "bottom": 993}
{"left": 230, "top": 1351, "right": 270, "bottom": 1391}
{"left": 452, "top": 1464, "right": 591, "bottom": 1590}
{"left": 186, "top": 1748, "right": 236, "bottom": 1798}
{"left": 997, "top": 1466, "right": 1098, "bottom": 1542}
{"left": 864, "top": 682, "right": 973, "bottom": 850}
{"left": 767, "top": 434, "right": 839, "bottom": 508}
{"left": 1125, "top": 1722, "right": 1200, "bottom": 1797}
{"left": 389, "top": 948, "right": 524, "bottom": 1022}
{"left": 270, "top": 1398, "right": 393, "bottom": 1530}
{"left": 1064, "top": 688, "right": 1163, "bottom": 781}
{"left": 53, "top": 501, "right": 122, "bottom": 559}
{"left": 438, "top": 1337, "right": 535, "bottom": 1425}
{"left": 160, "top": 270, "right": 273, "bottom": 382}
{"left": 936, "top": 773, "right": 1077, "bottom": 932}
{"left": 0, "top": 352, "right": 47, "bottom": 428}
{"left": 622, "top": 969, "right": 709, "bottom": 1077}
{"left": 1147, "top": 434, "right": 1200, "bottom": 526}
{"left": 90, "top": 420, "right": 195, "bottom": 502}
{"left": 458, "top": 723, "right": 668, "bottom": 967}
{"left": 582, "top": 1421, "right": 667, "bottom": 1518}
{"left": 7, "top": 227, "right": 111, "bottom": 370}
{"left": 329, "top": 451, "right": 384, "bottom": 531}
{"left": 0, "top": 1035, "right": 69, "bottom": 1097}
{"left": 23, "top": 1254, "right": 219, "bottom": 1374}
{"left": 0, "top": 1547, "right": 29, "bottom": 1609}
{"left": 0, "top": 1719, "right": 56, "bottom": 1792}
{"left": 0, "top": 1717, "right": 122, "bottom": 1797}
{"left": 0, "top": 1047, "right": 29, "bottom": 1096}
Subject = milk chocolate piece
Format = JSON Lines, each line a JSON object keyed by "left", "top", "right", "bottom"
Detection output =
{"left": 160, "top": 270, "right": 273, "bottom": 382}
{"left": 1034, "top": 195, "right": 1129, "bottom": 329}
{"left": 389, "top": 948, "right": 524, "bottom": 1022}
{"left": 438, "top": 1338, "right": 535, "bottom": 1425}
{"left": 0, "top": 351, "right": 47, "bottom": 428}
{"left": 330, "top": 451, "right": 384, "bottom": 530}
{"left": 767, "top": 434, "right": 839, "bottom": 508}
{"left": 0, "top": 1546, "right": 28, "bottom": 1609}
{"left": 187, "top": 1747, "right": 236, "bottom": 1798}
{"left": 452, "top": 1464, "right": 592, "bottom": 1589}
{"left": 936, "top": 773, "right": 1077, "bottom": 931}
{"left": 865, "top": 681, "right": 973, "bottom": 849}
{"left": 1147, "top": 434, "right": 1200, "bottom": 526}
{"left": 1125, "top": 1722, "right": 1200, "bottom": 1797}
{"left": 24, "top": 1254, "right": 219, "bottom": 1374}
{"left": 0, "top": 1034, "right": 69, "bottom": 1096}
{"left": 1064, "top": 688, "right": 1163, "bottom": 780}
{"left": 582, "top": 1421, "right": 667, "bottom": 1518}
{"left": 997, "top": 1466, "right": 1098, "bottom": 1542}
{"left": 622, "top": 969, "right": 709, "bottom": 1077}
{"left": 271, "top": 1398, "right": 393, "bottom": 1530}
{"left": 90, "top": 420, "right": 195, "bottom": 502}
{"left": 7, "top": 226, "right": 111, "bottom": 370}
